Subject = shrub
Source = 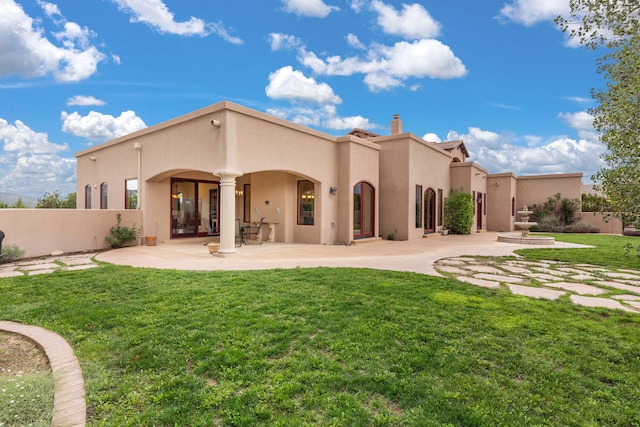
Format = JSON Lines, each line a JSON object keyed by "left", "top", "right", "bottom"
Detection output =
{"left": 0, "top": 244, "right": 25, "bottom": 264}
{"left": 106, "top": 214, "right": 139, "bottom": 248}
{"left": 563, "top": 221, "right": 600, "bottom": 233}
{"left": 444, "top": 188, "right": 473, "bottom": 235}
{"left": 530, "top": 193, "right": 581, "bottom": 227}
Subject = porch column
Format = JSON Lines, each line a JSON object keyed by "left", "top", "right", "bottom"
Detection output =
{"left": 215, "top": 171, "right": 242, "bottom": 255}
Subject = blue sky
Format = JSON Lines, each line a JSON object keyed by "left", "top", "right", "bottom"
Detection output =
{"left": 1, "top": 0, "right": 606, "bottom": 198}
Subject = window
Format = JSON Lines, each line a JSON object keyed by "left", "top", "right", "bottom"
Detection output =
{"left": 297, "top": 180, "right": 315, "bottom": 225}
{"left": 84, "top": 185, "right": 91, "bottom": 209}
{"left": 483, "top": 193, "right": 487, "bottom": 215}
{"left": 125, "top": 179, "right": 138, "bottom": 209}
{"left": 415, "top": 185, "right": 423, "bottom": 228}
{"left": 100, "top": 183, "right": 108, "bottom": 209}
{"left": 437, "top": 189, "right": 443, "bottom": 226}
{"left": 512, "top": 197, "right": 515, "bottom": 216}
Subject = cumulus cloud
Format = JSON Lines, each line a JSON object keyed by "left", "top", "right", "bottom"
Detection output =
{"left": 371, "top": 0, "right": 441, "bottom": 39}
{"left": 559, "top": 111, "right": 598, "bottom": 141}
{"left": 269, "top": 33, "right": 303, "bottom": 51}
{"left": 0, "top": 118, "right": 76, "bottom": 197}
{"left": 422, "top": 133, "right": 441, "bottom": 143}
{"left": 0, "top": 0, "right": 106, "bottom": 81}
{"left": 267, "top": 105, "right": 376, "bottom": 131}
{"left": 111, "top": 0, "right": 243, "bottom": 43}
{"left": 498, "top": 0, "right": 569, "bottom": 26}
{"left": 67, "top": 95, "right": 106, "bottom": 106}
{"left": 61, "top": 110, "right": 147, "bottom": 142}
{"left": 300, "top": 39, "right": 467, "bottom": 91}
{"left": 440, "top": 114, "right": 605, "bottom": 180}
{"left": 280, "top": 0, "right": 339, "bottom": 18}
{"left": 265, "top": 66, "right": 342, "bottom": 105}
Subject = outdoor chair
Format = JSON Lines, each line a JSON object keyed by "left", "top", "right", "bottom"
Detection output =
{"left": 243, "top": 217, "right": 265, "bottom": 245}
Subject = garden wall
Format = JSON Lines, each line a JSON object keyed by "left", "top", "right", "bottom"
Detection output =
{"left": 580, "top": 212, "right": 623, "bottom": 234}
{"left": 0, "top": 209, "right": 142, "bottom": 259}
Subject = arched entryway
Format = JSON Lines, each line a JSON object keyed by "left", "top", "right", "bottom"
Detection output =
{"left": 353, "top": 181, "right": 374, "bottom": 239}
{"left": 424, "top": 188, "right": 436, "bottom": 233}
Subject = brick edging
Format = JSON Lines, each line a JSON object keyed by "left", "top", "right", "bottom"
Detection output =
{"left": 0, "top": 321, "right": 86, "bottom": 427}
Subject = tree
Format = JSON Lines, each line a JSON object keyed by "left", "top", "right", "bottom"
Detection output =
{"left": 556, "top": 1, "right": 640, "bottom": 225}
{"left": 443, "top": 188, "right": 474, "bottom": 235}
{"left": 36, "top": 191, "right": 76, "bottom": 209}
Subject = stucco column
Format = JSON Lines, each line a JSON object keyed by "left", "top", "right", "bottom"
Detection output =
{"left": 215, "top": 171, "right": 242, "bottom": 255}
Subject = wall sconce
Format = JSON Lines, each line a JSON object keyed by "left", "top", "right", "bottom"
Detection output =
{"left": 265, "top": 200, "right": 270, "bottom": 206}
{"left": 235, "top": 189, "right": 243, "bottom": 198}
{"left": 329, "top": 186, "right": 337, "bottom": 195}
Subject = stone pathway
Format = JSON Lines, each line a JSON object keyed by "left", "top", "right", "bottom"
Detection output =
{"left": 0, "top": 254, "right": 98, "bottom": 278}
{"left": 435, "top": 257, "right": 640, "bottom": 312}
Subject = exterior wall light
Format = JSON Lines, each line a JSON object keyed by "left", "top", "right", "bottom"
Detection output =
{"left": 211, "top": 119, "right": 221, "bottom": 127}
{"left": 329, "top": 186, "right": 337, "bottom": 195}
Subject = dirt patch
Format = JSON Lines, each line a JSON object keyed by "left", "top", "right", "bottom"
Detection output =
{"left": 0, "top": 331, "right": 50, "bottom": 374}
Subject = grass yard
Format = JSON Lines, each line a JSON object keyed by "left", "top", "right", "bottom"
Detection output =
{"left": 1, "top": 234, "right": 640, "bottom": 425}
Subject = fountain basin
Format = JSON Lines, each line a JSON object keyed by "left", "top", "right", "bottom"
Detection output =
{"left": 497, "top": 234, "right": 555, "bottom": 245}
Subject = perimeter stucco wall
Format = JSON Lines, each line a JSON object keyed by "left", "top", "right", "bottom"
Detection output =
{"left": 0, "top": 209, "right": 141, "bottom": 258}
{"left": 515, "top": 173, "right": 583, "bottom": 212}
{"left": 581, "top": 212, "right": 623, "bottom": 234}
{"left": 377, "top": 134, "right": 452, "bottom": 240}
{"left": 486, "top": 173, "right": 518, "bottom": 232}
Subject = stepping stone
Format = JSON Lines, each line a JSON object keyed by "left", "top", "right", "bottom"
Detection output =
{"left": 438, "top": 265, "right": 472, "bottom": 275}
{"left": 500, "top": 265, "right": 532, "bottom": 274}
{"left": 65, "top": 264, "right": 99, "bottom": 271}
{"left": 571, "top": 274, "right": 598, "bottom": 281}
{"left": 544, "top": 282, "right": 607, "bottom": 296}
{"left": 438, "top": 259, "right": 466, "bottom": 265}
{"left": 456, "top": 276, "right": 500, "bottom": 289}
{"left": 58, "top": 256, "right": 94, "bottom": 266}
{"left": 612, "top": 294, "right": 640, "bottom": 301}
{"left": 463, "top": 265, "right": 504, "bottom": 274}
{"left": 474, "top": 273, "right": 525, "bottom": 283}
{"left": 570, "top": 295, "right": 637, "bottom": 312}
{"left": 626, "top": 301, "right": 640, "bottom": 309}
{"left": 557, "top": 267, "right": 591, "bottom": 275}
{"left": 524, "top": 273, "right": 564, "bottom": 282}
{"left": 533, "top": 267, "right": 567, "bottom": 276}
{"left": 602, "top": 272, "right": 640, "bottom": 280}
{"left": 509, "top": 261, "right": 551, "bottom": 268}
{"left": 507, "top": 284, "right": 566, "bottom": 300}
{"left": 0, "top": 270, "right": 24, "bottom": 278}
{"left": 619, "top": 269, "right": 640, "bottom": 274}
{"left": 27, "top": 269, "right": 57, "bottom": 275}
{"left": 19, "top": 263, "right": 60, "bottom": 271}
{"left": 594, "top": 281, "right": 640, "bottom": 295}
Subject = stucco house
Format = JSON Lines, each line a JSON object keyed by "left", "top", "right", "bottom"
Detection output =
{"left": 75, "top": 101, "right": 583, "bottom": 255}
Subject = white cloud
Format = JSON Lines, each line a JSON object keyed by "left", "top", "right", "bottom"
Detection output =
{"left": 559, "top": 111, "right": 598, "bottom": 141}
{"left": 300, "top": 39, "right": 467, "bottom": 91}
{"left": 280, "top": 0, "right": 339, "bottom": 18}
{"left": 269, "top": 33, "right": 303, "bottom": 51}
{"left": 371, "top": 0, "right": 441, "bottom": 39}
{"left": 422, "top": 133, "right": 441, "bottom": 143}
{"left": 346, "top": 33, "right": 365, "bottom": 50}
{"left": 445, "top": 121, "right": 605, "bottom": 180}
{"left": 498, "top": 0, "right": 569, "bottom": 26}
{"left": 265, "top": 66, "right": 342, "bottom": 105}
{"left": 111, "top": 0, "right": 243, "bottom": 43}
{"left": 0, "top": 118, "right": 76, "bottom": 197}
{"left": 61, "top": 110, "right": 147, "bottom": 142}
{"left": 266, "top": 105, "right": 376, "bottom": 131}
{"left": 67, "top": 96, "right": 106, "bottom": 106}
{"left": 0, "top": 0, "right": 106, "bottom": 82}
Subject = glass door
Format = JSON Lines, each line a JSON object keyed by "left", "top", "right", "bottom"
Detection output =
{"left": 354, "top": 181, "right": 374, "bottom": 239}
{"left": 171, "top": 180, "right": 196, "bottom": 236}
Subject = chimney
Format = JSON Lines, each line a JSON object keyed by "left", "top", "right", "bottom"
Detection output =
{"left": 391, "top": 114, "right": 402, "bottom": 135}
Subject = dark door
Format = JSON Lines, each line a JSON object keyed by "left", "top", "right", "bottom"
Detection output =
{"left": 354, "top": 182, "right": 374, "bottom": 239}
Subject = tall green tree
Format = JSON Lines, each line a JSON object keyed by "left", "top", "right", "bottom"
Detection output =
{"left": 36, "top": 191, "right": 76, "bottom": 209}
{"left": 557, "top": 1, "right": 640, "bottom": 225}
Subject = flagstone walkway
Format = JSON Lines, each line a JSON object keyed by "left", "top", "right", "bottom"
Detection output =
{"left": 434, "top": 256, "right": 640, "bottom": 312}
{"left": 0, "top": 254, "right": 98, "bottom": 278}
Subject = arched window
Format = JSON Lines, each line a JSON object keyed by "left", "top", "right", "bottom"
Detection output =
{"left": 424, "top": 188, "right": 436, "bottom": 233}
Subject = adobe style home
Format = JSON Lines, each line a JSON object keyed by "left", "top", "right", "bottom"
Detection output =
{"left": 75, "top": 101, "right": 583, "bottom": 255}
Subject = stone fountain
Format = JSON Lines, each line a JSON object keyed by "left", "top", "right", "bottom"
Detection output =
{"left": 514, "top": 205, "right": 535, "bottom": 237}
{"left": 497, "top": 205, "right": 555, "bottom": 245}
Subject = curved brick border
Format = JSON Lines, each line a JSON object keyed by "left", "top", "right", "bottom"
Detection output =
{"left": 0, "top": 321, "right": 86, "bottom": 427}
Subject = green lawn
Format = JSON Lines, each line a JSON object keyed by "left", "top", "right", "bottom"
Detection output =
{"left": 1, "top": 234, "right": 640, "bottom": 425}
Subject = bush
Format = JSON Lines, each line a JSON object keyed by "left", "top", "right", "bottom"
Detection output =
{"left": 563, "top": 221, "right": 600, "bottom": 233}
{"left": 444, "top": 188, "right": 474, "bottom": 235}
{"left": 0, "top": 244, "right": 25, "bottom": 264}
{"left": 106, "top": 214, "right": 139, "bottom": 248}
{"left": 530, "top": 193, "right": 580, "bottom": 226}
